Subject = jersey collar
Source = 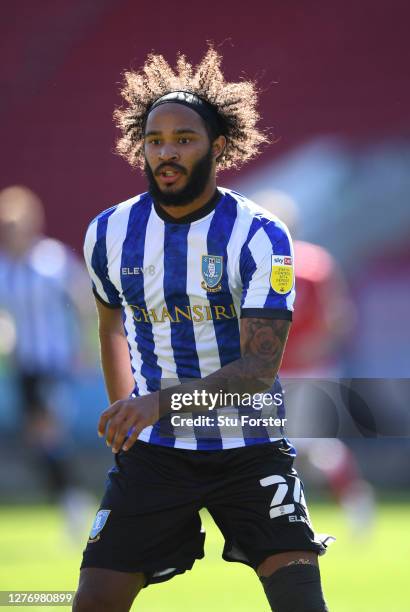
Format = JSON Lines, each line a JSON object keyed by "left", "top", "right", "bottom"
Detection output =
{"left": 152, "top": 189, "right": 222, "bottom": 224}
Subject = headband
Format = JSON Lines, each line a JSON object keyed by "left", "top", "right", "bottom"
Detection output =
{"left": 146, "top": 91, "right": 223, "bottom": 136}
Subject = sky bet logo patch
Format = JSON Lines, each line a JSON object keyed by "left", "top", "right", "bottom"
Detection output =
{"left": 270, "top": 254, "right": 294, "bottom": 294}
{"left": 88, "top": 509, "right": 111, "bottom": 543}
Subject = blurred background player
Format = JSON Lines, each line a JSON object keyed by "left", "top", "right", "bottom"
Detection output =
{"left": 0, "top": 185, "right": 95, "bottom": 540}
{"left": 254, "top": 189, "right": 375, "bottom": 536}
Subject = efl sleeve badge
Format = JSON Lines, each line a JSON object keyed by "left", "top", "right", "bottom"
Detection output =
{"left": 270, "top": 254, "right": 294, "bottom": 294}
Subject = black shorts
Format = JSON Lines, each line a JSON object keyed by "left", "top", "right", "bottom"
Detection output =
{"left": 18, "top": 372, "right": 52, "bottom": 416}
{"left": 81, "top": 440, "right": 324, "bottom": 585}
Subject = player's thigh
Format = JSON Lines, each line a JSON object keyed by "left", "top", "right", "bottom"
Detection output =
{"left": 73, "top": 567, "right": 145, "bottom": 612}
{"left": 81, "top": 442, "right": 205, "bottom": 585}
{"left": 208, "top": 443, "right": 324, "bottom": 570}
{"left": 257, "top": 549, "right": 318, "bottom": 576}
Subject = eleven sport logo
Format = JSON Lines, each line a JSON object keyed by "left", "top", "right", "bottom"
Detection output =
{"left": 270, "top": 254, "right": 294, "bottom": 294}
{"left": 201, "top": 255, "right": 223, "bottom": 293}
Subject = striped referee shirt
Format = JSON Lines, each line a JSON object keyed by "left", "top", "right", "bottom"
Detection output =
{"left": 84, "top": 188, "right": 295, "bottom": 450}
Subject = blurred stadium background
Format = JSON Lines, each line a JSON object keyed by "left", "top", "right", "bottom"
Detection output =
{"left": 1, "top": 1, "right": 409, "bottom": 610}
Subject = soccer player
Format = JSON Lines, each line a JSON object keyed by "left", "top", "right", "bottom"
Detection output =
{"left": 74, "top": 48, "right": 330, "bottom": 611}
{"left": 0, "top": 185, "right": 95, "bottom": 537}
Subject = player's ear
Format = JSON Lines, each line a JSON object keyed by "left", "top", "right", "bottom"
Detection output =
{"left": 212, "top": 135, "right": 226, "bottom": 161}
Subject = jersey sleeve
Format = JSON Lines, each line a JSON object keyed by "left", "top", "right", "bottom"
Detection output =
{"left": 83, "top": 218, "right": 122, "bottom": 309}
{"left": 239, "top": 221, "right": 295, "bottom": 320}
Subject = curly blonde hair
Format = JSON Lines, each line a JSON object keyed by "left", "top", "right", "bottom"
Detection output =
{"left": 113, "top": 46, "right": 268, "bottom": 170}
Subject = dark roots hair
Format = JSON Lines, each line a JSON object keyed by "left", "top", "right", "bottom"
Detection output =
{"left": 113, "top": 46, "right": 268, "bottom": 170}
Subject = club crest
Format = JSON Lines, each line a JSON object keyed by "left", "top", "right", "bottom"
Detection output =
{"left": 201, "top": 255, "right": 223, "bottom": 292}
{"left": 88, "top": 509, "right": 111, "bottom": 542}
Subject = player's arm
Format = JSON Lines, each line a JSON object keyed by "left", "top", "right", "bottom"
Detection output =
{"left": 95, "top": 298, "right": 135, "bottom": 404}
{"left": 83, "top": 218, "right": 134, "bottom": 402}
{"left": 99, "top": 316, "right": 290, "bottom": 452}
{"left": 163, "top": 316, "right": 291, "bottom": 407}
{"left": 237, "top": 316, "right": 291, "bottom": 384}
{"left": 192, "top": 317, "right": 291, "bottom": 399}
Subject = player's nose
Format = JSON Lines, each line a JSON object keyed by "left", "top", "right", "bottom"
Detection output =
{"left": 158, "top": 143, "right": 179, "bottom": 161}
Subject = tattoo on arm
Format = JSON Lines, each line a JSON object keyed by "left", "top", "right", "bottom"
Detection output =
{"left": 158, "top": 318, "right": 291, "bottom": 415}
{"left": 240, "top": 318, "right": 291, "bottom": 379}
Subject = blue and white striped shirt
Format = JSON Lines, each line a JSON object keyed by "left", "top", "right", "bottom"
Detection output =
{"left": 0, "top": 238, "right": 84, "bottom": 375}
{"left": 84, "top": 188, "right": 295, "bottom": 450}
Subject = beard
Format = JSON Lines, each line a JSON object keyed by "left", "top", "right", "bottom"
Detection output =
{"left": 144, "top": 147, "right": 214, "bottom": 206}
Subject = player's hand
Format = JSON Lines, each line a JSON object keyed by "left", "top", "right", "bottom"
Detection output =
{"left": 98, "top": 392, "right": 160, "bottom": 453}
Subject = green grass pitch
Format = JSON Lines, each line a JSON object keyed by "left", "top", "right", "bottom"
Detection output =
{"left": 0, "top": 501, "right": 408, "bottom": 611}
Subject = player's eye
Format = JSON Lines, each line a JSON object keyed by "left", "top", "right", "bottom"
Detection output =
{"left": 149, "top": 139, "right": 161, "bottom": 145}
{"left": 178, "top": 137, "right": 191, "bottom": 144}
